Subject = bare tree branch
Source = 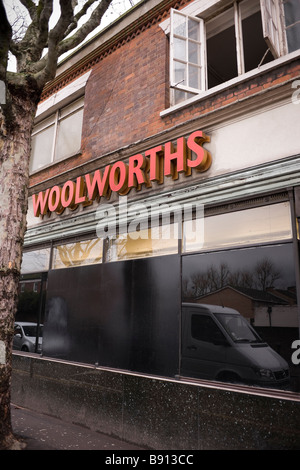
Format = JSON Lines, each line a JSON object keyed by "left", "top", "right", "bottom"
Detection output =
{"left": 0, "top": 0, "right": 12, "bottom": 80}
{"left": 34, "top": 0, "right": 74, "bottom": 85}
{"left": 2, "top": 0, "right": 115, "bottom": 121}
{"left": 57, "top": 0, "right": 112, "bottom": 56}
{"left": 19, "top": 0, "right": 37, "bottom": 20}
{"left": 12, "top": 0, "right": 53, "bottom": 71}
{"left": 62, "top": 0, "right": 98, "bottom": 40}
{"left": 33, "top": 0, "right": 113, "bottom": 87}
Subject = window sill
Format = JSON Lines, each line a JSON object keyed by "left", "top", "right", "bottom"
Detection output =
{"left": 160, "top": 50, "right": 300, "bottom": 118}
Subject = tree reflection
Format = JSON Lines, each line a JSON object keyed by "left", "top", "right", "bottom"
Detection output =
{"left": 55, "top": 239, "right": 102, "bottom": 268}
{"left": 184, "top": 257, "right": 281, "bottom": 299}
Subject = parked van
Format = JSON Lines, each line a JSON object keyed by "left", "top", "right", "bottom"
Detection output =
{"left": 181, "top": 303, "right": 290, "bottom": 387}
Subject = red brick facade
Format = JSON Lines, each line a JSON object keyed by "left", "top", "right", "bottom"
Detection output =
{"left": 29, "top": 0, "right": 300, "bottom": 190}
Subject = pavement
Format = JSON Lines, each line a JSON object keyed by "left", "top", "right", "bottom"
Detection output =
{"left": 11, "top": 404, "right": 148, "bottom": 451}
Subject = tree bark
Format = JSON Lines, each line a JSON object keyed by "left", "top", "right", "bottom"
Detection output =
{"left": 0, "top": 96, "right": 36, "bottom": 450}
{"left": 0, "top": 0, "right": 113, "bottom": 450}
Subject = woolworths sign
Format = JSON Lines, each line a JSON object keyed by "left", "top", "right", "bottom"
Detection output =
{"left": 32, "top": 130, "right": 211, "bottom": 217}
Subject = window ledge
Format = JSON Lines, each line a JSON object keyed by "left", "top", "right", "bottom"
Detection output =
{"left": 35, "top": 71, "right": 90, "bottom": 123}
{"left": 160, "top": 50, "right": 300, "bottom": 118}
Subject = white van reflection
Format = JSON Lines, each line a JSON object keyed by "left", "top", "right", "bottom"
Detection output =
{"left": 181, "top": 303, "right": 290, "bottom": 387}
{"left": 13, "top": 322, "right": 43, "bottom": 353}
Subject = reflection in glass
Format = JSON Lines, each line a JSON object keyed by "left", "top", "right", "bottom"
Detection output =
{"left": 174, "top": 37, "right": 186, "bottom": 61}
{"left": 188, "top": 18, "right": 199, "bottom": 40}
{"left": 283, "top": 0, "right": 300, "bottom": 53}
{"left": 21, "top": 249, "right": 51, "bottom": 274}
{"left": 30, "top": 125, "right": 55, "bottom": 172}
{"left": 188, "top": 64, "right": 200, "bottom": 89}
{"left": 173, "top": 10, "right": 186, "bottom": 36}
{"left": 188, "top": 41, "right": 199, "bottom": 64}
{"left": 182, "top": 303, "right": 290, "bottom": 387}
{"left": 53, "top": 238, "right": 103, "bottom": 269}
{"left": 183, "top": 202, "right": 292, "bottom": 252}
{"left": 55, "top": 108, "right": 84, "bottom": 161}
{"left": 182, "top": 243, "right": 299, "bottom": 391}
{"left": 107, "top": 225, "right": 179, "bottom": 262}
{"left": 174, "top": 60, "right": 186, "bottom": 85}
{"left": 13, "top": 322, "right": 43, "bottom": 353}
{"left": 214, "top": 312, "right": 262, "bottom": 343}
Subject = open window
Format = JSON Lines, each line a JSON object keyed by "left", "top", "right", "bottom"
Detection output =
{"left": 169, "top": 0, "right": 294, "bottom": 105}
{"left": 170, "top": 9, "right": 205, "bottom": 103}
{"left": 261, "top": 0, "right": 287, "bottom": 57}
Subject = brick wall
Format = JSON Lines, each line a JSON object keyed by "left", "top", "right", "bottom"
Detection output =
{"left": 29, "top": 9, "right": 300, "bottom": 189}
{"left": 82, "top": 24, "right": 169, "bottom": 160}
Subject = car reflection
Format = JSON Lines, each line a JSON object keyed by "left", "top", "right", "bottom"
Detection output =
{"left": 13, "top": 322, "right": 43, "bottom": 353}
{"left": 181, "top": 303, "right": 290, "bottom": 387}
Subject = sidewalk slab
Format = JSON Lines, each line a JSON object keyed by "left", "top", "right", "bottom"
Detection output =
{"left": 11, "top": 404, "right": 147, "bottom": 451}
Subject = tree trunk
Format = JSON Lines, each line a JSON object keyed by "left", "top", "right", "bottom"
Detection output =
{"left": 0, "top": 97, "right": 36, "bottom": 450}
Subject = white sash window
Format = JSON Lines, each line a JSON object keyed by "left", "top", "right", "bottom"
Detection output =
{"left": 168, "top": 0, "right": 295, "bottom": 105}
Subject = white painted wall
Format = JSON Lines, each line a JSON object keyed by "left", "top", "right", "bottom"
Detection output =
{"left": 255, "top": 305, "right": 299, "bottom": 327}
{"left": 205, "top": 100, "right": 300, "bottom": 177}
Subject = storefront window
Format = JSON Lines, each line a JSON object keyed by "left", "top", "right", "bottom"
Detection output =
{"left": 52, "top": 238, "right": 103, "bottom": 269}
{"left": 21, "top": 248, "right": 51, "bottom": 274}
{"left": 183, "top": 202, "right": 292, "bottom": 252}
{"left": 182, "top": 207, "right": 299, "bottom": 392}
{"left": 106, "top": 224, "right": 179, "bottom": 262}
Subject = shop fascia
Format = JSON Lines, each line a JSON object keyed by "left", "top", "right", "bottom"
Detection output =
{"left": 32, "top": 130, "right": 211, "bottom": 218}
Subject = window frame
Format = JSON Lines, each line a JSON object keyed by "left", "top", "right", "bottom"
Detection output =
{"left": 170, "top": 8, "right": 206, "bottom": 95}
{"left": 30, "top": 96, "right": 84, "bottom": 174}
{"left": 260, "top": 0, "right": 288, "bottom": 57}
{"left": 168, "top": 0, "right": 289, "bottom": 103}
{"left": 182, "top": 201, "right": 293, "bottom": 254}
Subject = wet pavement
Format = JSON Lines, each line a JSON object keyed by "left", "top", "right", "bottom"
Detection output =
{"left": 11, "top": 404, "right": 147, "bottom": 451}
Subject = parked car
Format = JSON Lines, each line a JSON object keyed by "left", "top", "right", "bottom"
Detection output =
{"left": 13, "top": 322, "right": 43, "bottom": 353}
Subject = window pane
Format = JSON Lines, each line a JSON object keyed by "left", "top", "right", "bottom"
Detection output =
{"left": 172, "top": 89, "right": 192, "bottom": 104}
{"left": 32, "top": 114, "right": 56, "bottom": 134}
{"left": 188, "top": 18, "right": 199, "bottom": 40}
{"left": 286, "top": 22, "right": 300, "bottom": 52}
{"left": 261, "top": 0, "right": 281, "bottom": 57}
{"left": 173, "top": 11, "right": 186, "bottom": 37}
{"left": 107, "top": 225, "right": 179, "bottom": 262}
{"left": 52, "top": 239, "right": 103, "bottom": 269}
{"left": 183, "top": 203, "right": 292, "bottom": 252}
{"left": 30, "top": 125, "right": 55, "bottom": 172}
{"left": 174, "top": 37, "right": 186, "bottom": 61}
{"left": 21, "top": 249, "right": 51, "bottom": 274}
{"left": 182, "top": 243, "right": 298, "bottom": 391}
{"left": 59, "top": 98, "right": 83, "bottom": 118}
{"left": 55, "top": 108, "right": 83, "bottom": 161}
{"left": 188, "top": 64, "right": 201, "bottom": 89}
{"left": 284, "top": 0, "right": 300, "bottom": 23}
{"left": 188, "top": 41, "right": 200, "bottom": 64}
{"left": 174, "top": 60, "right": 187, "bottom": 86}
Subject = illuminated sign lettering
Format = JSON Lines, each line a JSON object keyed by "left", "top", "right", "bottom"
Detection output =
{"left": 32, "top": 131, "right": 211, "bottom": 217}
